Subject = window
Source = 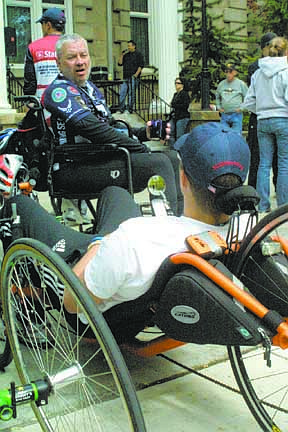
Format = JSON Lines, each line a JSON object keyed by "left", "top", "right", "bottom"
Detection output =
{"left": 4, "top": 0, "right": 71, "bottom": 65}
{"left": 130, "top": 0, "right": 149, "bottom": 66}
{"left": 7, "top": 5, "right": 31, "bottom": 63}
{"left": 130, "top": 0, "right": 148, "bottom": 13}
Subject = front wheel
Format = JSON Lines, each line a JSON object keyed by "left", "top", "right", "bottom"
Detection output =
{"left": 1, "top": 238, "right": 146, "bottom": 432}
{"left": 229, "top": 204, "right": 288, "bottom": 431}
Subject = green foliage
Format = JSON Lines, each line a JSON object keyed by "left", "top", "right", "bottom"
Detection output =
{"left": 254, "top": 0, "right": 288, "bottom": 37}
{"left": 179, "top": 0, "right": 248, "bottom": 103}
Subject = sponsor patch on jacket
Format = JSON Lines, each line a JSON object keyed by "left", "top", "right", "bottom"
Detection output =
{"left": 51, "top": 88, "right": 67, "bottom": 103}
{"left": 67, "top": 86, "right": 80, "bottom": 95}
{"left": 75, "top": 96, "right": 88, "bottom": 110}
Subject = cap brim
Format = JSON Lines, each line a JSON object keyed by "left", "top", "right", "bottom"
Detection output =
{"left": 174, "top": 133, "right": 190, "bottom": 151}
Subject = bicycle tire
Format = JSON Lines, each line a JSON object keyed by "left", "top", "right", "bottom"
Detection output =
{"left": 1, "top": 238, "right": 146, "bottom": 432}
{"left": 228, "top": 204, "right": 288, "bottom": 431}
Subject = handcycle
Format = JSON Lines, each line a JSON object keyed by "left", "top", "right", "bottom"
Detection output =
{"left": 0, "top": 162, "right": 287, "bottom": 431}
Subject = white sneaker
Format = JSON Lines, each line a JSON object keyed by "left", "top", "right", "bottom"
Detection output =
{"left": 80, "top": 201, "right": 91, "bottom": 225}
{"left": 61, "top": 199, "right": 83, "bottom": 226}
{"left": 135, "top": 325, "right": 165, "bottom": 342}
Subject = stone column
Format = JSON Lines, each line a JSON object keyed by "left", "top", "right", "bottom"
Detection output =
{"left": 149, "top": 0, "right": 179, "bottom": 104}
{"left": 0, "top": 4, "right": 14, "bottom": 115}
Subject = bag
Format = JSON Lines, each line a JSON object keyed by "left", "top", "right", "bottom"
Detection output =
{"left": 154, "top": 259, "right": 273, "bottom": 345}
{"left": 239, "top": 243, "right": 288, "bottom": 317}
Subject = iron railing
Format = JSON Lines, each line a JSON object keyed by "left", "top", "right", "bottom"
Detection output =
{"left": 6, "top": 68, "right": 171, "bottom": 121}
{"left": 6, "top": 67, "right": 25, "bottom": 112}
{"left": 92, "top": 76, "right": 171, "bottom": 122}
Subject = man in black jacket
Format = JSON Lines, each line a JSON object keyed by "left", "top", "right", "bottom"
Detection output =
{"left": 117, "top": 40, "right": 144, "bottom": 113}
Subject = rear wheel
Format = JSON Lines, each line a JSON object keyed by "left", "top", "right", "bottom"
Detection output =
{"left": 1, "top": 238, "right": 146, "bottom": 432}
{"left": 228, "top": 204, "right": 288, "bottom": 431}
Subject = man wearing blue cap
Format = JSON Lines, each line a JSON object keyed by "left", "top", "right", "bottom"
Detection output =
{"left": 1, "top": 122, "right": 250, "bottom": 341}
{"left": 23, "top": 8, "right": 66, "bottom": 99}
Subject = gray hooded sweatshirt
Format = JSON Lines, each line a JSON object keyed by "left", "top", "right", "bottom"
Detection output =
{"left": 242, "top": 56, "right": 288, "bottom": 119}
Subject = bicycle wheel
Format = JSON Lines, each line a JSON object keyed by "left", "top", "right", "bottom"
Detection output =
{"left": 1, "top": 238, "right": 146, "bottom": 432}
{"left": 228, "top": 204, "right": 288, "bottom": 431}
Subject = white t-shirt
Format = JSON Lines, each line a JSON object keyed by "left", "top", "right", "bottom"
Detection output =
{"left": 84, "top": 214, "right": 250, "bottom": 313}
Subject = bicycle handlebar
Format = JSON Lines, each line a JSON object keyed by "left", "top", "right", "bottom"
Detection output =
{"left": 13, "top": 95, "right": 43, "bottom": 111}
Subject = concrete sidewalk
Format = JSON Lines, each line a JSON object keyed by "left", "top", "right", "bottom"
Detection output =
{"left": 0, "top": 342, "right": 262, "bottom": 431}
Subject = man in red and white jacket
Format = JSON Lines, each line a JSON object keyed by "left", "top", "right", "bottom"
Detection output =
{"left": 23, "top": 7, "right": 66, "bottom": 100}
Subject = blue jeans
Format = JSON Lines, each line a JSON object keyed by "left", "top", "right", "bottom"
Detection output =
{"left": 169, "top": 117, "right": 190, "bottom": 148}
{"left": 257, "top": 117, "right": 288, "bottom": 211}
{"left": 220, "top": 112, "right": 243, "bottom": 133}
{"left": 119, "top": 77, "right": 138, "bottom": 112}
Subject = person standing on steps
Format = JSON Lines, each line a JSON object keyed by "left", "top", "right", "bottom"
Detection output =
{"left": 118, "top": 40, "right": 144, "bottom": 114}
{"left": 168, "top": 76, "right": 191, "bottom": 148}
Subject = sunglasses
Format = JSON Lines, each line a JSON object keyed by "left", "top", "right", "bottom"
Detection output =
{"left": 175, "top": 81, "right": 182, "bottom": 84}
{"left": 225, "top": 69, "right": 234, "bottom": 73}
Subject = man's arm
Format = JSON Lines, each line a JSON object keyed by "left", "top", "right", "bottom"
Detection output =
{"left": 215, "top": 84, "right": 223, "bottom": 111}
{"left": 73, "top": 114, "right": 148, "bottom": 152}
{"left": 64, "top": 243, "right": 103, "bottom": 313}
{"left": 23, "top": 48, "right": 37, "bottom": 95}
{"left": 133, "top": 66, "right": 142, "bottom": 78}
{"left": 118, "top": 50, "right": 126, "bottom": 66}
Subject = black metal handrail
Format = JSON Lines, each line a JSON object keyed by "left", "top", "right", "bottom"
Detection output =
{"left": 6, "top": 67, "right": 25, "bottom": 112}
{"left": 92, "top": 76, "right": 171, "bottom": 122}
{"left": 136, "top": 78, "right": 171, "bottom": 121}
{"left": 7, "top": 68, "right": 171, "bottom": 121}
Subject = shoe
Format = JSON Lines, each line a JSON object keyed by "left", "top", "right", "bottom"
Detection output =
{"left": 128, "top": 109, "right": 133, "bottom": 114}
{"left": 81, "top": 211, "right": 91, "bottom": 225}
{"left": 61, "top": 199, "right": 83, "bottom": 226}
{"left": 258, "top": 208, "right": 271, "bottom": 219}
{"left": 80, "top": 201, "right": 91, "bottom": 225}
{"left": 135, "top": 325, "right": 165, "bottom": 342}
{"left": 259, "top": 208, "right": 271, "bottom": 214}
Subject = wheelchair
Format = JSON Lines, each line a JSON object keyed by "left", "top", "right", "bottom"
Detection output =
{"left": 0, "top": 177, "right": 287, "bottom": 432}
{"left": 0, "top": 95, "right": 138, "bottom": 231}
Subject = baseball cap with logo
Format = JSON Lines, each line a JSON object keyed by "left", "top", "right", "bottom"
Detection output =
{"left": 36, "top": 8, "right": 66, "bottom": 24}
{"left": 174, "top": 122, "right": 250, "bottom": 192}
{"left": 225, "top": 63, "right": 238, "bottom": 72}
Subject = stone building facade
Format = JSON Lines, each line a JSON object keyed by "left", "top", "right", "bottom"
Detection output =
{"left": 1, "top": 0, "right": 248, "bottom": 123}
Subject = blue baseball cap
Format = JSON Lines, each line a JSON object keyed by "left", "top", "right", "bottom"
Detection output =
{"left": 36, "top": 8, "right": 66, "bottom": 24}
{"left": 174, "top": 122, "right": 250, "bottom": 191}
